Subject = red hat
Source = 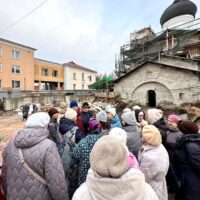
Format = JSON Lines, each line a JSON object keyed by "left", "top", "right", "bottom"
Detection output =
{"left": 178, "top": 120, "right": 199, "bottom": 134}
{"left": 48, "top": 108, "right": 59, "bottom": 118}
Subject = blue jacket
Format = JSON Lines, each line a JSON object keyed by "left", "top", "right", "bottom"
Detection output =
{"left": 108, "top": 114, "right": 122, "bottom": 128}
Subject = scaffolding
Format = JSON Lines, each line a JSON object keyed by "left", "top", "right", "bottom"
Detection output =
{"left": 115, "top": 18, "right": 200, "bottom": 77}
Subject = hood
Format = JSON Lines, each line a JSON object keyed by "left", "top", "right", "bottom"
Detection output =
{"left": 123, "top": 124, "right": 138, "bottom": 133}
{"left": 14, "top": 128, "right": 49, "bottom": 148}
{"left": 86, "top": 168, "right": 146, "bottom": 200}
{"left": 60, "top": 117, "right": 75, "bottom": 132}
{"left": 176, "top": 134, "right": 200, "bottom": 147}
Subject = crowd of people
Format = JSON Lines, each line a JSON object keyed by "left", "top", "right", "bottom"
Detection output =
{"left": 1, "top": 100, "right": 200, "bottom": 200}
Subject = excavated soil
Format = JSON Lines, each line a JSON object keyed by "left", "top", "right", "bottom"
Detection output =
{"left": 0, "top": 114, "right": 25, "bottom": 165}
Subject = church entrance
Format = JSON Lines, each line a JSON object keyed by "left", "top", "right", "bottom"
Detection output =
{"left": 147, "top": 90, "right": 156, "bottom": 107}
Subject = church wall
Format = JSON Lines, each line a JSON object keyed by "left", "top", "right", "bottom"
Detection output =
{"left": 114, "top": 62, "right": 200, "bottom": 106}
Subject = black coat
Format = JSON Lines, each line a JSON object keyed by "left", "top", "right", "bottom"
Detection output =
{"left": 153, "top": 118, "right": 169, "bottom": 146}
{"left": 59, "top": 117, "right": 82, "bottom": 143}
{"left": 174, "top": 134, "right": 200, "bottom": 200}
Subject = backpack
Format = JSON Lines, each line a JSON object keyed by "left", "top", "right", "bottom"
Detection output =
{"left": 0, "top": 166, "right": 6, "bottom": 200}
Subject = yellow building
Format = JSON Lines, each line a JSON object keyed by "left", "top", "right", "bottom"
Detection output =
{"left": 0, "top": 38, "right": 36, "bottom": 90}
{"left": 63, "top": 61, "right": 97, "bottom": 90}
{"left": 34, "top": 58, "right": 64, "bottom": 90}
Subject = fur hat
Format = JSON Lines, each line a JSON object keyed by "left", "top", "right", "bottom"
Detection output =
{"left": 106, "top": 107, "right": 116, "bottom": 117}
{"left": 48, "top": 108, "right": 59, "bottom": 118}
{"left": 82, "top": 102, "right": 90, "bottom": 108}
{"left": 109, "top": 127, "right": 127, "bottom": 145}
{"left": 90, "top": 135, "right": 129, "bottom": 178}
{"left": 142, "top": 125, "right": 162, "bottom": 146}
{"left": 121, "top": 111, "right": 136, "bottom": 126}
{"left": 65, "top": 108, "right": 77, "bottom": 120}
{"left": 147, "top": 109, "right": 163, "bottom": 124}
{"left": 178, "top": 120, "right": 199, "bottom": 134}
{"left": 70, "top": 100, "right": 78, "bottom": 108}
{"left": 168, "top": 114, "right": 181, "bottom": 124}
{"left": 96, "top": 110, "right": 107, "bottom": 123}
{"left": 25, "top": 112, "right": 50, "bottom": 128}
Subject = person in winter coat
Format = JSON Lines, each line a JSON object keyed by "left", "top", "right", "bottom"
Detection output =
{"left": 1, "top": 112, "right": 69, "bottom": 200}
{"left": 106, "top": 106, "right": 122, "bottom": 128}
{"left": 109, "top": 127, "right": 139, "bottom": 168}
{"left": 48, "top": 108, "right": 63, "bottom": 154}
{"left": 147, "top": 108, "right": 169, "bottom": 146}
{"left": 174, "top": 120, "right": 200, "bottom": 200}
{"left": 59, "top": 108, "right": 82, "bottom": 198}
{"left": 72, "top": 118, "right": 102, "bottom": 186}
{"left": 138, "top": 125, "right": 169, "bottom": 200}
{"left": 121, "top": 111, "right": 142, "bottom": 157}
{"left": 76, "top": 102, "right": 93, "bottom": 136}
{"left": 20, "top": 104, "right": 30, "bottom": 120}
{"left": 59, "top": 108, "right": 82, "bottom": 144}
{"left": 166, "top": 114, "right": 182, "bottom": 192}
{"left": 135, "top": 109, "right": 148, "bottom": 132}
{"left": 96, "top": 110, "right": 110, "bottom": 135}
{"left": 72, "top": 135, "right": 158, "bottom": 200}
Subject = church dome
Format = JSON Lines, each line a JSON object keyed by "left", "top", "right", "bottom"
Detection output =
{"left": 160, "top": 0, "right": 197, "bottom": 26}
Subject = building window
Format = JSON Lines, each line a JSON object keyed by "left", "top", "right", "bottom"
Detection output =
{"left": 12, "top": 50, "right": 21, "bottom": 59}
{"left": 82, "top": 73, "right": 85, "bottom": 81}
{"left": 73, "top": 73, "right": 76, "bottom": 80}
{"left": 0, "top": 64, "right": 2, "bottom": 72}
{"left": 52, "top": 70, "right": 58, "bottom": 77}
{"left": 12, "top": 80, "right": 20, "bottom": 89}
{"left": 88, "top": 75, "right": 92, "bottom": 82}
{"left": 73, "top": 84, "right": 76, "bottom": 90}
{"left": 0, "top": 47, "right": 2, "bottom": 56}
{"left": 42, "top": 68, "right": 48, "bottom": 76}
{"left": 12, "top": 65, "right": 21, "bottom": 74}
{"left": 0, "top": 80, "right": 1, "bottom": 88}
{"left": 82, "top": 84, "right": 84, "bottom": 90}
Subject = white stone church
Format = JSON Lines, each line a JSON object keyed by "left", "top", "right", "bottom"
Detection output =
{"left": 114, "top": 0, "right": 200, "bottom": 107}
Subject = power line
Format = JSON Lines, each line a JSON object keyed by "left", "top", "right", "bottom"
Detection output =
{"left": 0, "top": 0, "right": 49, "bottom": 35}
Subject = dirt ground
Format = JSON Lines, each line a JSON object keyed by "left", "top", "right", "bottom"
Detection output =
{"left": 0, "top": 114, "right": 25, "bottom": 165}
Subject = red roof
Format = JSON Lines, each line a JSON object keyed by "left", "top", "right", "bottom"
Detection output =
{"left": 63, "top": 61, "right": 97, "bottom": 73}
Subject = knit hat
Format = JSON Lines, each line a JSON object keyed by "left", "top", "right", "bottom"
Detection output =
{"left": 90, "top": 135, "right": 129, "bottom": 178}
{"left": 96, "top": 110, "right": 107, "bottom": 123}
{"left": 65, "top": 108, "right": 77, "bottom": 120}
{"left": 147, "top": 109, "right": 163, "bottom": 124}
{"left": 109, "top": 127, "right": 127, "bottom": 145}
{"left": 105, "top": 104, "right": 112, "bottom": 112}
{"left": 142, "top": 125, "right": 162, "bottom": 146}
{"left": 121, "top": 111, "right": 136, "bottom": 126}
{"left": 82, "top": 102, "right": 90, "bottom": 108}
{"left": 123, "top": 108, "right": 132, "bottom": 113}
{"left": 168, "top": 114, "right": 181, "bottom": 124}
{"left": 178, "top": 120, "right": 199, "bottom": 134}
{"left": 25, "top": 112, "right": 50, "bottom": 128}
{"left": 106, "top": 107, "right": 116, "bottom": 117}
{"left": 70, "top": 100, "right": 78, "bottom": 108}
{"left": 48, "top": 108, "right": 59, "bottom": 118}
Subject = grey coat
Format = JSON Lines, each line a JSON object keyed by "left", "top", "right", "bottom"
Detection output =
{"left": 123, "top": 125, "right": 142, "bottom": 157}
{"left": 2, "top": 128, "right": 69, "bottom": 200}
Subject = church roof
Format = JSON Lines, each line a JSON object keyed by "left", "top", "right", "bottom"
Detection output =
{"left": 160, "top": 0, "right": 197, "bottom": 26}
{"left": 114, "top": 55, "right": 200, "bottom": 83}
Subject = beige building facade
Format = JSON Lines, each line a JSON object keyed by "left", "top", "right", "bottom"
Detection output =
{"left": 63, "top": 61, "right": 97, "bottom": 90}
{"left": 0, "top": 38, "right": 36, "bottom": 91}
{"left": 34, "top": 58, "right": 64, "bottom": 90}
